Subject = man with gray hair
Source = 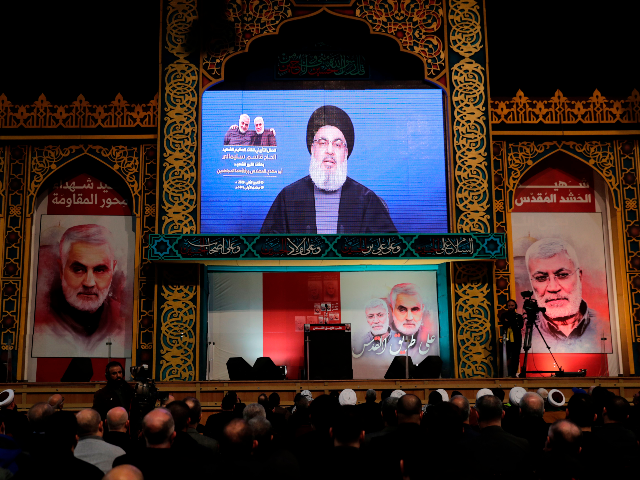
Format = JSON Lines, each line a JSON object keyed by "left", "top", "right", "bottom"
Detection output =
{"left": 242, "top": 403, "right": 266, "bottom": 422}
{"left": 32, "top": 223, "right": 125, "bottom": 357}
{"left": 352, "top": 298, "right": 391, "bottom": 359}
{"left": 252, "top": 116, "right": 277, "bottom": 146}
{"left": 224, "top": 114, "right": 254, "bottom": 145}
{"left": 74, "top": 408, "right": 125, "bottom": 474}
{"left": 513, "top": 392, "right": 549, "bottom": 452}
{"left": 525, "top": 237, "right": 611, "bottom": 353}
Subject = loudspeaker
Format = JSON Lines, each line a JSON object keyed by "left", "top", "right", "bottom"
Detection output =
{"left": 226, "top": 357, "right": 253, "bottom": 381}
{"left": 413, "top": 355, "right": 442, "bottom": 379}
{"left": 384, "top": 355, "right": 415, "bottom": 379}
{"left": 253, "top": 357, "right": 283, "bottom": 380}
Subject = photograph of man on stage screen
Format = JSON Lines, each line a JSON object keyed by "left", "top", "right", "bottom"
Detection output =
{"left": 260, "top": 105, "right": 396, "bottom": 234}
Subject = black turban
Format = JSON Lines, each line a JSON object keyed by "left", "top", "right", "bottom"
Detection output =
{"left": 306, "top": 105, "right": 355, "bottom": 158}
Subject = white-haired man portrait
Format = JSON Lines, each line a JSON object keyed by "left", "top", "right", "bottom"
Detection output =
{"left": 525, "top": 237, "right": 612, "bottom": 353}
{"left": 224, "top": 114, "right": 253, "bottom": 146}
{"left": 32, "top": 223, "right": 126, "bottom": 357}
{"left": 252, "top": 116, "right": 277, "bottom": 146}
{"left": 352, "top": 298, "right": 391, "bottom": 359}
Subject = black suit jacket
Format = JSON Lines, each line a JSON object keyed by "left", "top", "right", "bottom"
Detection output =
{"left": 261, "top": 176, "right": 397, "bottom": 234}
{"left": 469, "top": 425, "right": 532, "bottom": 479}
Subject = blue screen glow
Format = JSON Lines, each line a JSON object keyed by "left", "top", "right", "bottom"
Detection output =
{"left": 201, "top": 89, "right": 448, "bottom": 234}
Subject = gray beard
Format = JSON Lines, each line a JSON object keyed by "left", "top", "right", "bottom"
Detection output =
{"left": 535, "top": 282, "right": 583, "bottom": 319}
{"left": 309, "top": 154, "right": 347, "bottom": 192}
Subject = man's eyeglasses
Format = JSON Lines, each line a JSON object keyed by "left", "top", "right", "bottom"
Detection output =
{"left": 531, "top": 269, "right": 578, "bottom": 284}
{"left": 313, "top": 138, "right": 347, "bottom": 150}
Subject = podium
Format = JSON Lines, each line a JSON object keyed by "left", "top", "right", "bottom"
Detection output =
{"left": 304, "top": 324, "right": 353, "bottom": 380}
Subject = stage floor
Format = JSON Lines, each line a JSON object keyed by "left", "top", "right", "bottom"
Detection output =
{"left": 2, "top": 377, "right": 639, "bottom": 414}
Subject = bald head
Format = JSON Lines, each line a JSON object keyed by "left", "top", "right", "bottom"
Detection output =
{"left": 107, "top": 407, "right": 129, "bottom": 432}
{"left": 450, "top": 395, "right": 470, "bottom": 423}
{"left": 28, "top": 402, "right": 54, "bottom": 432}
{"left": 103, "top": 465, "right": 144, "bottom": 480}
{"left": 547, "top": 420, "right": 582, "bottom": 455}
{"left": 142, "top": 408, "right": 175, "bottom": 447}
{"left": 397, "top": 394, "right": 422, "bottom": 424}
{"left": 76, "top": 408, "right": 102, "bottom": 437}
{"left": 520, "top": 392, "right": 545, "bottom": 418}
{"left": 48, "top": 394, "right": 64, "bottom": 410}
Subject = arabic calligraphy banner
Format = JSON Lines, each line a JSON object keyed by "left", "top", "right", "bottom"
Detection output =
{"left": 276, "top": 52, "right": 369, "bottom": 79}
{"left": 148, "top": 233, "right": 506, "bottom": 261}
{"left": 206, "top": 270, "right": 440, "bottom": 380}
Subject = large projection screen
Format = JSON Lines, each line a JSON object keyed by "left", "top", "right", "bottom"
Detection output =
{"left": 201, "top": 89, "right": 447, "bottom": 234}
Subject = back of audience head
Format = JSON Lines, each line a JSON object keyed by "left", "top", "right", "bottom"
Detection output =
{"left": 257, "top": 393, "right": 271, "bottom": 412}
{"left": 166, "top": 400, "right": 191, "bottom": 432}
{"left": 248, "top": 416, "right": 272, "bottom": 449}
{"left": 546, "top": 419, "right": 582, "bottom": 456}
{"left": 28, "top": 402, "right": 54, "bottom": 432}
{"left": 566, "top": 394, "right": 595, "bottom": 429}
{"left": 365, "top": 389, "right": 377, "bottom": 403}
{"left": 428, "top": 390, "right": 443, "bottom": 406}
{"left": 183, "top": 396, "right": 201, "bottom": 428}
{"left": 309, "top": 394, "right": 338, "bottom": 430}
{"left": 603, "top": 395, "right": 630, "bottom": 423}
{"left": 222, "top": 418, "right": 254, "bottom": 456}
{"left": 381, "top": 396, "right": 399, "bottom": 427}
{"left": 450, "top": 395, "right": 470, "bottom": 423}
{"left": 476, "top": 395, "right": 504, "bottom": 425}
{"left": 0, "top": 410, "right": 21, "bottom": 437}
{"left": 107, "top": 407, "right": 129, "bottom": 432}
{"left": 520, "top": 392, "right": 545, "bottom": 418}
{"left": 423, "top": 402, "right": 463, "bottom": 443}
{"left": 103, "top": 464, "right": 144, "bottom": 480}
{"left": 243, "top": 403, "right": 266, "bottom": 422}
{"left": 142, "top": 408, "right": 175, "bottom": 448}
{"left": 76, "top": 408, "right": 102, "bottom": 437}
{"left": 221, "top": 392, "right": 238, "bottom": 411}
{"left": 269, "top": 392, "right": 281, "bottom": 409}
{"left": 48, "top": 411, "right": 80, "bottom": 452}
{"left": 397, "top": 394, "right": 422, "bottom": 424}
{"left": 331, "top": 406, "right": 364, "bottom": 447}
{"left": 48, "top": 393, "right": 64, "bottom": 411}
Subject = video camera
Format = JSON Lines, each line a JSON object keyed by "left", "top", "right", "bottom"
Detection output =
{"left": 129, "top": 364, "right": 167, "bottom": 434}
{"left": 521, "top": 290, "right": 546, "bottom": 323}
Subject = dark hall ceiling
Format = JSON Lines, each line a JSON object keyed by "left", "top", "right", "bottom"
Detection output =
{"left": 0, "top": 1, "right": 637, "bottom": 103}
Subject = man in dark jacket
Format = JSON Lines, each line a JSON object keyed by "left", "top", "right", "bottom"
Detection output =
{"left": 92, "top": 361, "right": 134, "bottom": 421}
{"left": 469, "top": 394, "right": 531, "bottom": 479}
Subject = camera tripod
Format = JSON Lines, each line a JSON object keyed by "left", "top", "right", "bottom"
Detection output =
{"left": 520, "top": 312, "right": 561, "bottom": 378}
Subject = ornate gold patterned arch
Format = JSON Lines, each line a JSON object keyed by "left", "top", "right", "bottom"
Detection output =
{"left": 157, "top": 0, "right": 497, "bottom": 380}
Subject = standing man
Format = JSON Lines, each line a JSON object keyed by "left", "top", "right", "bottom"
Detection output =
{"left": 525, "top": 238, "right": 611, "bottom": 352}
{"left": 92, "top": 362, "right": 134, "bottom": 421}
{"left": 252, "top": 117, "right": 277, "bottom": 146}
{"left": 499, "top": 299, "right": 524, "bottom": 377}
{"left": 261, "top": 105, "right": 396, "bottom": 234}
{"left": 223, "top": 114, "right": 254, "bottom": 146}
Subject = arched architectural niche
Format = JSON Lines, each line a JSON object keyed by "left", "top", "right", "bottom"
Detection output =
{"left": 26, "top": 145, "right": 142, "bottom": 217}
{"left": 201, "top": 4, "right": 447, "bottom": 86}
{"left": 505, "top": 142, "right": 621, "bottom": 212}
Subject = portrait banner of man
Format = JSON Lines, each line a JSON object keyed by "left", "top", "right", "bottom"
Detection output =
{"left": 31, "top": 215, "right": 134, "bottom": 358}
{"left": 343, "top": 271, "right": 439, "bottom": 379}
{"left": 512, "top": 212, "right": 613, "bottom": 354}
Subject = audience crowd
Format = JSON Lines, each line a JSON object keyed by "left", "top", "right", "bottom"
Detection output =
{"left": 0, "top": 362, "right": 638, "bottom": 479}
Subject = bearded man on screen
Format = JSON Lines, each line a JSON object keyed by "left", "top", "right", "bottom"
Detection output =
{"left": 260, "top": 105, "right": 396, "bottom": 234}
{"left": 525, "top": 237, "right": 611, "bottom": 353}
{"left": 32, "top": 224, "right": 125, "bottom": 357}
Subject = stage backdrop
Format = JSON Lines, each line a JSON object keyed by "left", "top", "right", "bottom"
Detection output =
{"left": 511, "top": 158, "right": 615, "bottom": 376}
{"left": 201, "top": 89, "right": 447, "bottom": 234}
{"left": 207, "top": 270, "right": 440, "bottom": 380}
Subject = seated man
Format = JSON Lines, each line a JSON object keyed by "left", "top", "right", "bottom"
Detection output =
{"left": 261, "top": 105, "right": 396, "bottom": 234}
{"left": 74, "top": 408, "right": 125, "bottom": 475}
